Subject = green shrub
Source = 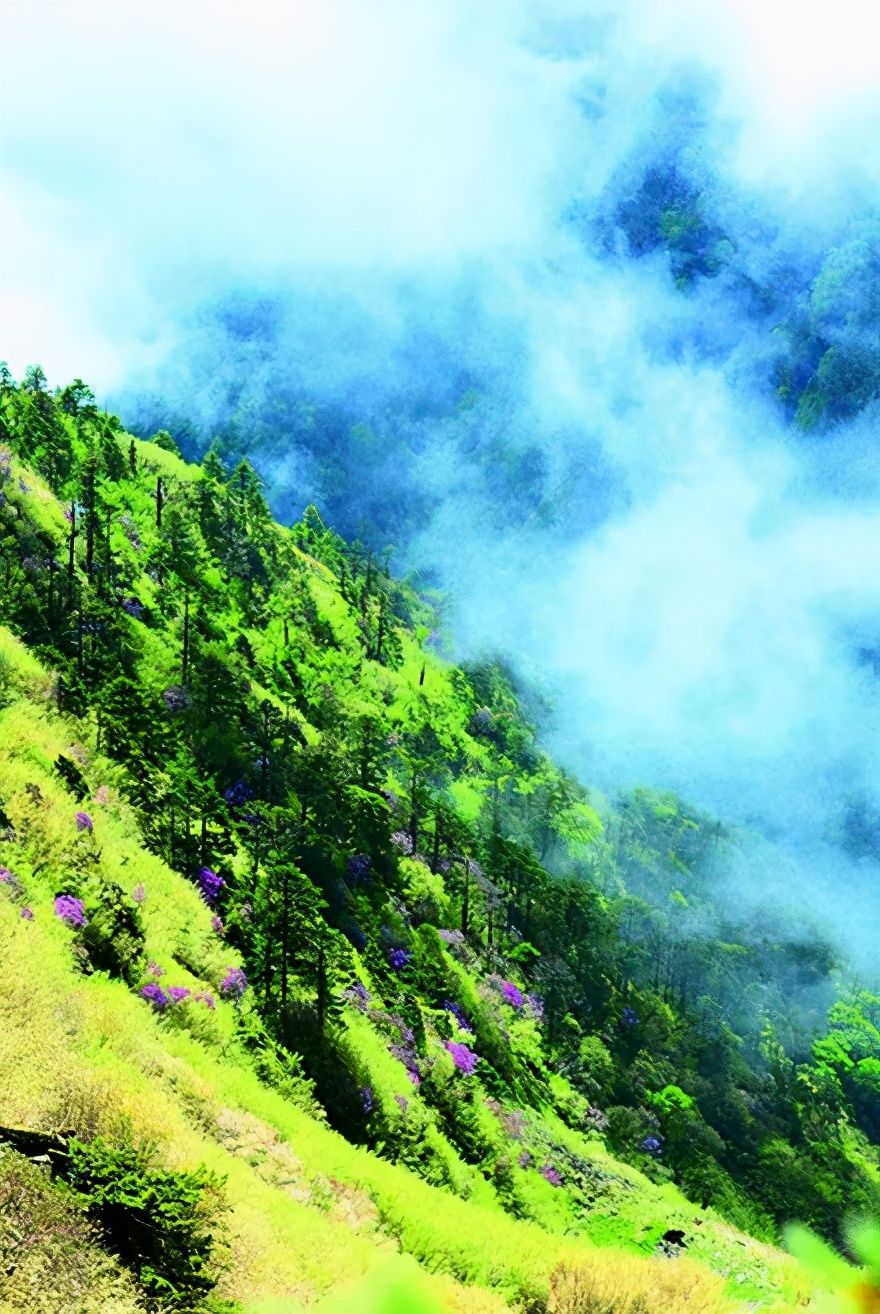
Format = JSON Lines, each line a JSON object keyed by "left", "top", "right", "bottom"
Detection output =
{"left": 64, "top": 1136, "right": 234, "bottom": 1313}
{"left": 575, "top": 1036, "right": 616, "bottom": 1102}
{"left": 79, "top": 877, "right": 145, "bottom": 984}
{"left": 676, "top": 1156, "right": 776, "bottom": 1242}
{"left": 423, "top": 1062, "right": 502, "bottom": 1167}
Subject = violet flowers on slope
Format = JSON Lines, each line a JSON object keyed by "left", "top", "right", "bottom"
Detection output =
{"left": 445, "top": 1041, "right": 479, "bottom": 1076}
{"left": 54, "top": 894, "right": 87, "bottom": 928}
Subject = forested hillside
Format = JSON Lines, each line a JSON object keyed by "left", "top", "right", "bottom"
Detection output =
{"left": 1, "top": 366, "right": 880, "bottom": 1312}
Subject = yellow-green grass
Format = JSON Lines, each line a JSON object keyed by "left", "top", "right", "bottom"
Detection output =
{"left": 0, "top": 873, "right": 813, "bottom": 1313}
{"left": 0, "top": 637, "right": 813, "bottom": 1313}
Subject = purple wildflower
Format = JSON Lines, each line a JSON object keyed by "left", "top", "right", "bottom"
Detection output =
{"left": 501, "top": 1108, "right": 527, "bottom": 1139}
{"left": 388, "top": 947, "right": 411, "bottom": 971}
{"left": 20, "top": 906, "right": 33, "bottom": 921}
{"left": 500, "top": 981, "right": 525, "bottom": 1009}
{"left": 220, "top": 966, "right": 248, "bottom": 1000}
{"left": 443, "top": 1000, "right": 473, "bottom": 1033}
{"left": 541, "top": 1164, "right": 562, "bottom": 1187}
{"left": 140, "top": 982, "right": 170, "bottom": 1010}
{"left": 390, "top": 1044, "right": 422, "bottom": 1087}
{"left": 621, "top": 1007, "right": 640, "bottom": 1027}
{"left": 211, "top": 915, "right": 224, "bottom": 934}
{"left": 162, "top": 686, "right": 189, "bottom": 714}
{"left": 132, "top": 884, "right": 146, "bottom": 905}
{"left": 167, "top": 986, "right": 191, "bottom": 1003}
{"left": 75, "top": 811, "right": 93, "bottom": 833}
{"left": 585, "top": 1107, "right": 610, "bottom": 1132}
{"left": 197, "top": 867, "right": 225, "bottom": 904}
{"left": 445, "top": 1041, "right": 479, "bottom": 1076}
{"left": 389, "top": 1017, "right": 422, "bottom": 1086}
{"left": 394, "top": 1093, "right": 410, "bottom": 1114}
{"left": 359, "top": 1086, "right": 375, "bottom": 1115}
{"left": 195, "top": 992, "right": 216, "bottom": 1010}
{"left": 640, "top": 1135, "right": 664, "bottom": 1157}
{"left": 0, "top": 867, "right": 22, "bottom": 896}
{"left": 471, "top": 707, "right": 493, "bottom": 733}
{"left": 121, "top": 598, "right": 144, "bottom": 619}
{"left": 54, "top": 894, "right": 87, "bottom": 928}
{"left": 390, "top": 830, "right": 414, "bottom": 855}
{"left": 147, "top": 961, "right": 164, "bottom": 978}
{"left": 345, "top": 982, "right": 371, "bottom": 1010}
{"left": 518, "top": 1150, "right": 532, "bottom": 1169}
{"left": 223, "top": 780, "right": 253, "bottom": 806}
{"left": 346, "top": 853, "right": 372, "bottom": 884}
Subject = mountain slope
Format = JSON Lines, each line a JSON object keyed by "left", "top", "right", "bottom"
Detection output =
{"left": 0, "top": 574, "right": 797, "bottom": 1314}
{"left": 0, "top": 366, "right": 872, "bottom": 1310}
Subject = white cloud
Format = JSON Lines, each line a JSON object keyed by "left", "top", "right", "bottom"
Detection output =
{"left": 2, "top": 0, "right": 880, "bottom": 942}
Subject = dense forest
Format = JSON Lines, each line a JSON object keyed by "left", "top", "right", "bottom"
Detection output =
{"left": 2, "top": 367, "right": 880, "bottom": 1311}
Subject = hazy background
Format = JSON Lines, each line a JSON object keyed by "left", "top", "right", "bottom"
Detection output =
{"left": 2, "top": 0, "right": 880, "bottom": 947}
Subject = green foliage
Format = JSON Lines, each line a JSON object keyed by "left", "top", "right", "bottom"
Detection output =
{"left": 575, "top": 1036, "right": 615, "bottom": 1099}
{"left": 78, "top": 876, "right": 146, "bottom": 984}
{"left": 1, "top": 369, "right": 879, "bottom": 1284}
{"left": 648, "top": 1084, "right": 693, "bottom": 1114}
{"left": 773, "top": 223, "right": 880, "bottom": 429}
{"left": 64, "top": 1136, "right": 234, "bottom": 1313}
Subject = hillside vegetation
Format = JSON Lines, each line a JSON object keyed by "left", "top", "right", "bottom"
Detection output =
{"left": 0, "top": 365, "right": 878, "bottom": 1311}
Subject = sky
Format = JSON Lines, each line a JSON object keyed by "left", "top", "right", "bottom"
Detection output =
{"left": 2, "top": 0, "right": 880, "bottom": 947}
{"left": 2, "top": 0, "right": 879, "bottom": 385}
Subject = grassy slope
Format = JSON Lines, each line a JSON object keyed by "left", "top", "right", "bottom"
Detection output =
{"left": 0, "top": 434, "right": 815, "bottom": 1314}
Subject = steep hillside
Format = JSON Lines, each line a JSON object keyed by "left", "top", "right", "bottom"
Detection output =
{"left": 0, "top": 652, "right": 794, "bottom": 1314}
{"left": 0, "top": 367, "right": 877, "bottom": 1311}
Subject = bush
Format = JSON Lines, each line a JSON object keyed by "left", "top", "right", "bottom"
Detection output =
{"left": 401, "top": 859, "right": 450, "bottom": 926}
{"left": 575, "top": 1036, "right": 616, "bottom": 1102}
{"left": 746, "top": 1137, "right": 849, "bottom": 1237}
{"left": 78, "top": 877, "right": 145, "bottom": 984}
{"left": 423, "top": 1064, "right": 502, "bottom": 1167}
{"left": 63, "top": 1136, "right": 233, "bottom": 1313}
